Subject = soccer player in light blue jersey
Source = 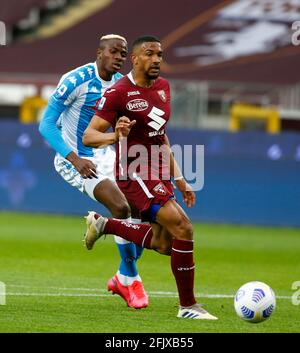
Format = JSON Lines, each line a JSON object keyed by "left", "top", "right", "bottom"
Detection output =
{"left": 39, "top": 34, "right": 148, "bottom": 309}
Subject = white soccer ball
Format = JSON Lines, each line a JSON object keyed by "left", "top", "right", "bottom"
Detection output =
{"left": 234, "top": 281, "right": 276, "bottom": 323}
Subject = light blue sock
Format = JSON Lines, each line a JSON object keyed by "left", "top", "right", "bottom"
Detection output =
{"left": 116, "top": 242, "right": 138, "bottom": 277}
{"left": 135, "top": 244, "right": 144, "bottom": 260}
{"left": 115, "top": 219, "right": 145, "bottom": 282}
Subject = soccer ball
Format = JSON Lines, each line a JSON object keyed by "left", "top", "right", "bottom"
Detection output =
{"left": 234, "top": 281, "right": 276, "bottom": 323}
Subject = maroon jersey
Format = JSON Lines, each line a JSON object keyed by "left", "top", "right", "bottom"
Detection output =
{"left": 96, "top": 73, "right": 171, "bottom": 181}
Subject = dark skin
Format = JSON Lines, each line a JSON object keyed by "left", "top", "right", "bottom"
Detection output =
{"left": 67, "top": 38, "right": 132, "bottom": 219}
{"left": 83, "top": 41, "right": 196, "bottom": 254}
{"left": 82, "top": 42, "right": 163, "bottom": 148}
{"left": 67, "top": 38, "right": 128, "bottom": 180}
{"left": 131, "top": 41, "right": 163, "bottom": 86}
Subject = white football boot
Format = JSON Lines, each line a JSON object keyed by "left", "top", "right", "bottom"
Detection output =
{"left": 83, "top": 211, "right": 108, "bottom": 250}
{"left": 177, "top": 303, "right": 218, "bottom": 320}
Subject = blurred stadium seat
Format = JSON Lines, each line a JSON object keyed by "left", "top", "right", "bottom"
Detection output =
{"left": 0, "top": 0, "right": 48, "bottom": 27}
{"left": 1, "top": 0, "right": 300, "bottom": 129}
{"left": 0, "top": 0, "right": 69, "bottom": 43}
{"left": 1, "top": 0, "right": 300, "bottom": 226}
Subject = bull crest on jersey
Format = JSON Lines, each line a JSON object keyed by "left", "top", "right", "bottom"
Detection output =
{"left": 153, "top": 182, "right": 167, "bottom": 196}
{"left": 157, "top": 90, "right": 166, "bottom": 103}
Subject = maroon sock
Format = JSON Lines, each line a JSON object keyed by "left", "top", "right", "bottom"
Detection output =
{"left": 104, "top": 218, "right": 153, "bottom": 249}
{"left": 171, "top": 239, "right": 196, "bottom": 307}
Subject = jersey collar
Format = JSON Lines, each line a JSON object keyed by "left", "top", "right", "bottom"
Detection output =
{"left": 127, "top": 71, "right": 136, "bottom": 85}
{"left": 127, "top": 71, "right": 157, "bottom": 88}
{"left": 93, "top": 62, "right": 102, "bottom": 81}
{"left": 94, "top": 61, "right": 116, "bottom": 84}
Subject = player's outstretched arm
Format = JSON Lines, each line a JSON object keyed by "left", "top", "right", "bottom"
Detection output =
{"left": 39, "top": 103, "right": 97, "bottom": 179}
{"left": 39, "top": 104, "right": 73, "bottom": 158}
{"left": 83, "top": 115, "right": 117, "bottom": 147}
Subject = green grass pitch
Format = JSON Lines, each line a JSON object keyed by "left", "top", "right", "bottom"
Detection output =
{"left": 0, "top": 212, "right": 299, "bottom": 333}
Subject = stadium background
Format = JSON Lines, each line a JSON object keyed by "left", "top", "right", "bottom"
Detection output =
{"left": 0, "top": 0, "right": 300, "bottom": 334}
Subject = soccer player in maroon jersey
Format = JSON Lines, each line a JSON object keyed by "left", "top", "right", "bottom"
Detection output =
{"left": 82, "top": 35, "right": 218, "bottom": 320}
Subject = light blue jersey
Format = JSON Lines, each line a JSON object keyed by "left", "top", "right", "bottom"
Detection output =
{"left": 39, "top": 62, "right": 122, "bottom": 158}
{"left": 39, "top": 61, "right": 145, "bottom": 291}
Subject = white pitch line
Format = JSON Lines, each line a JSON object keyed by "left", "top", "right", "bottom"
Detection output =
{"left": 6, "top": 284, "right": 292, "bottom": 299}
{"left": 9, "top": 284, "right": 103, "bottom": 292}
{"left": 5, "top": 292, "right": 230, "bottom": 298}
{"left": 5, "top": 291, "right": 292, "bottom": 300}
{"left": 6, "top": 292, "right": 105, "bottom": 297}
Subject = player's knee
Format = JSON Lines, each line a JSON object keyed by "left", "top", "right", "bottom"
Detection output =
{"left": 150, "top": 235, "right": 172, "bottom": 255}
{"left": 174, "top": 219, "right": 193, "bottom": 241}
{"left": 156, "top": 238, "right": 172, "bottom": 255}
{"left": 185, "top": 222, "right": 194, "bottom": 240}
{"left": 110, "top": 203, "right": 131, "bottom": 219}
{"left": 156, "top": 242, "right": 172, "bottom": 256}
{"left": 159, "top": 244, "right": 172, "bottom": 256}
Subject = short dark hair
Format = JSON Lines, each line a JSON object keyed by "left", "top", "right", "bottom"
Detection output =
{"left": 132, "top": 35, "right": 161, "bottom": 49}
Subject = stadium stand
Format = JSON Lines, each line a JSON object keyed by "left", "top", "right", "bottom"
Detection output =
{"left": 0, "top": 0, "right": 300, "bottom": 128}
{"left": 1, "top": 0, "right": 300, "bottom": 227}
{"left": 0, "top": 0, "right": 70, "bottom": 43}
{"left": 0, "top": 0, "right": 299, "bottom": 83}
{"left": 0, "top": 0, "right": 48, "bottom": 27}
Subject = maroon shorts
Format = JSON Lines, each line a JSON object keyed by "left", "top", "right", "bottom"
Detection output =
{"left": 117, "top": 178, "right": 174, "bottom": 220}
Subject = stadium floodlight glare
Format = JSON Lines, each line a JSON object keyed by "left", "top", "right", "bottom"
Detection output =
{"left": 0, "top": 21, "right": 6, "bottom": 46}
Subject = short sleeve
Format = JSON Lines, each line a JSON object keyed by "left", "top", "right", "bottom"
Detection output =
{"left": 95, "top": 88, "right": 120, "bottom": 126}
{"left": 49, "top": 72, "right": 82, "bottom": 111}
